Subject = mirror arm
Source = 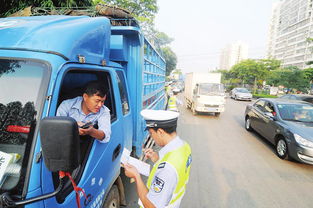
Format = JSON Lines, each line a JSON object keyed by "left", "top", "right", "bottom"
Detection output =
{"left": 1, "top": 177, "right": 65, "bottom": 207}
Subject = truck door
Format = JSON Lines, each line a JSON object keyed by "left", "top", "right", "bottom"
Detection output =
{"left": 41, "top": 66, "right": 124, "bottom": 208}
{"left": 115, "top": 70, "right": 132, "bottom": 150}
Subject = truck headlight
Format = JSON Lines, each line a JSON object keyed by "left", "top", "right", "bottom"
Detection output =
{"left": 294, "top": 134, "right": 313, "bottom": 148}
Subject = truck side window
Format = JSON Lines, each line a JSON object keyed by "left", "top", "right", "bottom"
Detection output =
{"left": 57, "top": 70, "right": 116, "bottom": 121}
{"left": 116, "top": 70, "right": 130, "bottom": 115}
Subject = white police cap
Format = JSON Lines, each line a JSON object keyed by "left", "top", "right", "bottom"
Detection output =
{"left": 141, "top": 109, "right": 179, "bottom": 129}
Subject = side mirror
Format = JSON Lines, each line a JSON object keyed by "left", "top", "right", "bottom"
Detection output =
{"left": 40, "top": 116, "right": 80, "bottom": 172}
{"left": 0, "top": 117, "right": 80, "bottom": 207}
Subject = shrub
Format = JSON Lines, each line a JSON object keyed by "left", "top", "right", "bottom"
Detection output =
{"left": 253, "top": 94, "right": 277, "bottom": 98}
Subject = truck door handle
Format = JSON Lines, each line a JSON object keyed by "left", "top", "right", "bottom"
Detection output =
{"left": 112, "top": 144, "right": 121, "bottom": 161}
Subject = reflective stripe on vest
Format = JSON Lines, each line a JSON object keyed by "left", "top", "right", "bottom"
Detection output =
{"left": 146, "top": 143, "right": 192, "bottom": 207}
{"left": 168, "top": 96, "right": 177, "bottom": 110}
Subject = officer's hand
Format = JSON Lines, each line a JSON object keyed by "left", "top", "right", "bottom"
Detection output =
{"left": 144, "top": 148, "right": 159, "bottom": 163}
{"left": 124, "top": 163, "right": 139, "bottom": 179}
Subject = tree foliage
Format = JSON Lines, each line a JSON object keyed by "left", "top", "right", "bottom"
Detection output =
{"left": 1, "top": 0, "right": 177, "bottom": 77}
{"left": 161, "top": 47, "right": 177, "bottom": 76}
{"left": 221, "top": 57, "right": 311, "bottom": 93}
{"left": 93, "top": 0, "right": 157, "bottom": 24}
{"left": 303, "top": 68, "right": 313, "bottom": 82}
{"left": 1, "top": 0, "right": 92, "bottom": 17}
{"left": 260, "top": 59, "right": 281, "bottom": 71}
{"left": 231, "top": 59, "right": 269, "bottom": 85}
{"left": 267, "top": 66, "right": 310, "bottom": 92}
{"left": 154, "top": 31, "right": 174, "bottom": 47}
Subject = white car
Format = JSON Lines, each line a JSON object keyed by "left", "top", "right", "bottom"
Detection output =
{"left": 231, "top": 88, "right": 252, "bottom": 101}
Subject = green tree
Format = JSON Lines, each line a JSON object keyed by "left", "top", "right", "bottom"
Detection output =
{"left": 260, "top": 59, "right": 281, "bottom": 71}
{"left": 303, "top": 67, "right": 313, "bottom": 82}
{"left": 154, "top": 31, "right": 174, "bottom": 47}
{"left": 280, "top": 66, "right": 310, "bottom": 92}
{"left": 161, "top": 47, "right": 177, "bottom": 76}
{"left": 218, "top": 69, "right": 235, "bottom": 83}
{"left": 267, "top": 66, "right": 310, "bottom": 93}
{"left": 93, "top": 0, "right": 158, "bottom": 24}
{"left": 1, "top": 0, "right": 92, "bottom": 17}
{"left": 231, "top": 59, "right": 269, "bottom": 93}
{"left": 266, "top": 69, "right": 282, "bottom": 87}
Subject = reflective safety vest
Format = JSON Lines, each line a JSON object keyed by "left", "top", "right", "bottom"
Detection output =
{"left": 165, "top": 86, "right": 172, "bottom": 96}
{"left": 146, "top": 143, "right": 192, "bottom": 208}
{"left": 167, "top": 96, "right": 177, "bottom": 111}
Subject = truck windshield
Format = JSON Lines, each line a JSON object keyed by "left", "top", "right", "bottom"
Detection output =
{"left": 0, "top": 59, "right": 47, "bottom": 192}
{"left": 199, "top": 83, "right": 224, "bottom": 95}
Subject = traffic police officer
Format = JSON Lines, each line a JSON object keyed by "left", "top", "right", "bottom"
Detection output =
{"left": 167, "top": 89, "right": 182, "bottom": 112}
{"left": 165, "top": 83, "right": 172, "bottom": 99}
{"left": 124, "top": 110, "right": 192, "bottom": 208}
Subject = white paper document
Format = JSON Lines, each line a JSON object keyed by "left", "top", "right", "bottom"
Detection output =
{"left": 0, "top": 151, "right": 13, "bottom": 185}
{"left": 121, "top": 148, "right": 150, "bottom": 177}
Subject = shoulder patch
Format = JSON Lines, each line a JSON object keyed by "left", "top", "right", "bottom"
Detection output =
{"left": 152, "top": 176, "right": 165, "bottom": 193}
{"left": 185, "top": 154, "right": 192, "bottom": 173}
{"left": 158, "top": 162, "right": 166, "bottom": 169}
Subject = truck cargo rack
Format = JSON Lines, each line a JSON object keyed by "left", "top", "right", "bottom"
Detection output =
{"left": 9, "top": 4, "right": 139, "bottom": 27}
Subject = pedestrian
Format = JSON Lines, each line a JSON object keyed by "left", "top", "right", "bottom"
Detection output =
{"left": 56, "top": 80, "right": 111, "bottom": 143}
{"left": 124, "top": 109, "right": 192, "bottom": 208}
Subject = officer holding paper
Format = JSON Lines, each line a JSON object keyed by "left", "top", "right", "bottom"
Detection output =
{"left": 124, "top": 110, "right": 192, "bottom": 208}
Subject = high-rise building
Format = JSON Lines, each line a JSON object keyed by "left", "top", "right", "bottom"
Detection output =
{"left": 219, "top": 41, "right": 248, "bottom": 70}
{"left": 267, "top": 0, "right": 313, "bottom": 69}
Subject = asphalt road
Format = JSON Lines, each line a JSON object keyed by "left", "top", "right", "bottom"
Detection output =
{"left": 124, "top": 97, "right": 313, "bottom": 208}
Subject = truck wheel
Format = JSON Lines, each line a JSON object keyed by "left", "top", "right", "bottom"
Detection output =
{"left": 215, "top": 112, "right": 220, "bottom": 117}
{"left": 102, "top": 185, "right": 120, "bottom": 208}
{"left": 192, "top": 105, "right": 197, "bottom": 115}
{"left": 185, "top": 102, "right": 190, "bottom": 109}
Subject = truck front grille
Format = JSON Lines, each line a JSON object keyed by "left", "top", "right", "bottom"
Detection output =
{"left": 205, "top": 104, "right": 219, "bottom": 107}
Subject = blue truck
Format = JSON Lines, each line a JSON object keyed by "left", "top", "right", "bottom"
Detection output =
{"left": 0, "top": 13, "right": 166, "bottom": 208}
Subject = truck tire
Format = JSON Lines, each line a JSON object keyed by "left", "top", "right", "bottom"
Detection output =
{"left": 215, "top": 112, "right": 220, "bottom": 117}
{"left": 102, "top": 185, "right": 120, "bottom": 208}
{"left": 192, "top": 105, "right": 197, "bottom": 115}
{"left": 185, "top": 102, "right": 190, "bottom": 109}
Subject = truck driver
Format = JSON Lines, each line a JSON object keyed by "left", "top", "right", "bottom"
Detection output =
{"left": 56, "top": 80, "right": 111, "bottom": 143}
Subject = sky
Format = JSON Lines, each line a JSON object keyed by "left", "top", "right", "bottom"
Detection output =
{"left": 154, "top": 0, "right": 280, "bottom": 73}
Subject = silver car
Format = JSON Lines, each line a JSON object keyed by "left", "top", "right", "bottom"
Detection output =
{"left": 231, "top": 88, "right": 252, "bottom": 101}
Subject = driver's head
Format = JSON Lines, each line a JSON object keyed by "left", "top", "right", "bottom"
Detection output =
{"left": 82, "top": 81, "right": 108, "bottom": 113}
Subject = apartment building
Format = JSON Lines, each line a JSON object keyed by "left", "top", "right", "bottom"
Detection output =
{"left": 219, "top": 41, "right": 248, "bottom": 70}
{"left": 268, "top": 0, "right": 313, "bottom": 69}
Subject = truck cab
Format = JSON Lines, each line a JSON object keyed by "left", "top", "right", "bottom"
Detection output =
{"left": 0, "top": 14, "right": 165, "bottom": 208}
{"left": 185, "top": 72, "right": 226, "bottom": 116}
{"left": 192, "top": 82, "right": 226, "bottom": 115}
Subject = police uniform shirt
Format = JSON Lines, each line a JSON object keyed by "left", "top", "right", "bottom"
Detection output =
{"left": 56, "top": 96, "right": 111, "bottom": 143}
{"left": 147, "top": 136, "right": 185, "bottom": 208}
